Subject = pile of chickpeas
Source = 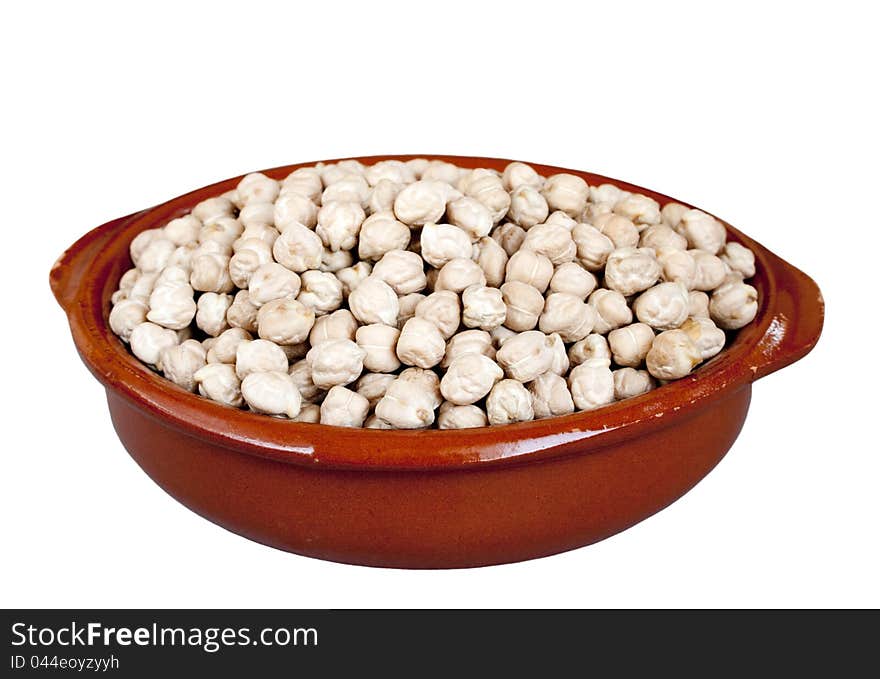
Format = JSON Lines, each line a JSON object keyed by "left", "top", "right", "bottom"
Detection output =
{"left": 108, "top": 159, "right": 759, "bottom": 429}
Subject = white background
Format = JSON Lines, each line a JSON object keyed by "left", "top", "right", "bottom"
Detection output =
{"left": 2, "top": 1, "right": 877, "bottom": 608}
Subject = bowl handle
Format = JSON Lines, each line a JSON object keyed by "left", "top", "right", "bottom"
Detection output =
{"left": 50, "top": 212, "right": 142, "bottom": 313}
{"left": 749, "top": 248, "right": 824, "bottom": 381}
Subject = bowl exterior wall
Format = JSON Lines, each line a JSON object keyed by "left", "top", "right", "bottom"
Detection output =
{"left": 107, "top": 385, "right": 750, "bottom": 568}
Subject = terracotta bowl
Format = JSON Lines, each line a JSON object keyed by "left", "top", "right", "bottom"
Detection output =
{"left": 50, "top": 155, "right": 824, "bottom": 569}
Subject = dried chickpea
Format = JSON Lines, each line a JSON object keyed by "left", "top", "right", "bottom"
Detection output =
{"left": 508, "top": 185, "right": 549, "bottom": 228}
{"left": 613, "top": 193, "right": 661, "bottom": 227}
{"left": 640, "top": 223, "right": 688, "bottom": 252}
{"left": 375, "top": 370, "right": 440, "bottom": 429}
{"left": 309, "top": 309, "right": 358, "bottom": 346}
{"left": 459, "top": 169, "right": 510, "bottom": 223}
{"left": 320, "top": 248, "right": 353, "bottom": 273}
{"left": 195, "top": 292, "right": 232, "bottom": 337}
{"left": 292, "top": 403, "right": 321, "bottom": 423}
{"left": 396, "top": 292, "right": 425, "bottom": 329}
{"left": 207, "top": 328, "right": 252, "bottom": 364}
{"left": 434, "top": 257, "right": 486, "bottom": 293}
{"left": 549, "top": 262, "right": 597, "bottom": 299}
{"left": 322, "top": 174, "right": 370, "bottom": 207}
{"left": 248, "top": 263, "right": 301, "bottom": 307}
{"left": 720, "top": 242, "right": 756, "bottom": 278}
{"left": 164, "top": 215, "right": 201, "bottom": 246}
{"left": 491, "top": 222, "right": 527, "bottom": 257}
{"left": 500, "top": 281, "right": 544, "bottom": 332}
{"left": 396, "top": 317, "right": 446, "bottom": 368}
{"left": 306, "top": 338, "right": 366, "bottom": 388}
{"left": 394, "top": 180, "right": 459, "bottom": 226}
{"left": 420, "top": 222, "right": 473, "bottom": 268}
{"left": 688, "top": 290, "right": 710, "bottom": 319}
{"left": 591, "top": 213, "right": 640, "bottom": 249}
{"left": 438, "top": 402, "right": 488, "bottom": 429}
{"left": 657, "top": 247, "right": 698, "bottom": 289}
{"left": 539, "top": 293, "right": 595, "bottom": 342}
{"left": 633, "top": 281, "right": 690, "bottom": 331}
{"left": 679, "top": 209, "right": 726, "bottom": 254}
{"left": 241, "top": 371, "right": 302, "bottom": 419}
{"left": 568, "top": 359, "right": 615, "bottom": 411}
{"left": 541, "top": 173, "right": 589, "bottom": 218}
{"left": 193, "top": 363, "right": 243, "bottom": 407}
{"left": 355, "top": 323, "right": 401, "bottom": 373}
{"left": 320, "top": 386, "right": 370, "bottom": 428}
{"left": 588, "top": 289, "right": 633, "bottom": 334}
{"left": 336, "top": 261, "right": 372, "bottom": 298}
{"left": 521, "top": 223, "right": 576, "bottom": 265}
{"left": 235, "top": 339, "right": 289, "bottom": 379}
{"left": 316, "top": 201, "right": 365, "bottom": 252}
{"left": 226, "top": 290, "right": 259, "bottom": 332}
{"left": 608, "top": 323, "right": 655, "bottom": 367}
{"left": 288, "top": 359, "right": 324, "bottom": 403}
{"left": 603, "top": 247, "right": 662, "bottom": 296}
{"left": 415, "top": 291, "right": 461, "bottom": 339}
{"left": 160, "top": 340, "right": 207, "bottom": 392}
{"left": 661, "top": 202, "right": 689, "bottom": 229}
{"left": 238, "top": 203, "right": 274, "bottom": 229}
{"left": 442, "top": 329, "right": 496, "bottom": 368}
{"left": 348, "top": 275, "right": 399, "bottom": 326}
{"left": 680, "top": 317, "right": 726, "bottom": 360}
{"left": 613, "top": 368, "right": 655, "bottom": 400}
{"left": 690, "top": 250, "right": 728, "bottom": 291}
{"left": 709, "top": 279, "right": 758, "bottom": 330}
{"left": 568, "top": 334, "right": 612, "bottom": 367}
{"left": 229, "top": 238, "right": 273, "bottom": 288}
{"left": 366, "top": 179, "right": 403, "bottom": 215}
{"left": 297, "top": 270, "right": 344, "bottom": 316}
{"left": 237, "top": 172, "right": 279, "bottom": 206}
{"left": 274, "top": 192, "right": 318, "bottom": 230}
{"left": 474, "top": 236, "right": 508, "bottom": 288}
{"left": 528, "top": 372, "right": 575, "bottom": 419}
{"left": 272, "top": 222, "right": 323, "bottom": 272}
{"left": 646, "top": 329, "right": 702, "bottom": 380}
{"left": 486, "top": 379, "right": 534, "bottom": 425}
{"left": 462, "top": 285, "right": 506, "bottom": 331}
{"left": 502, "top": 162, "right": 544, "bottom": 191}
{"left": 505, "top": 249, "right": 553, "bottom": 293}
{"left": 441, "top": 353, "right": 504, "bottom": 405}
{"left": 355, "top": 372, "right": 397, "bottom": 408}
{"left": 572, "top": 223, "right": 614, "bottom": 271}
{"left": 496, "top": 330, "right": 554, "bottom": 382}
{"left": 446, "top": 196, "right": 493, "bottom": 240}
{"left": 371, "top": 249, "right": 427, "bottom": 295}
{"left": 358, "top": 212, "right": 410, "bottom": 261}
{"left": 109, "top": 299, "right": 148, "bottom": 342}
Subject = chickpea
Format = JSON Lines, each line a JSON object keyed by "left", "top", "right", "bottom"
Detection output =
{"left": 679, "top": 209, "right": 726, "bottom": 254}
{"left": 396, "top": 317, "right": 446, "bottom": 368}
{"left": 660, "top": 202, "right": 689, "bottom": 229}
{"left": 109, "top": 299, "right": 148, "bottom": 342}
{"left": 588, "top": 289, "right": 633, "bottom": 334}
{"left": 438, "top": 402, "right": 488, "bottom": 429}
{"left": 306, "top": 338, "right": 366, "bottom": 388}
{"left": 508, "top": 185, "right": 549, "bottom": 228}
{"left": 420, "top": 221, "right": 473, "bottom": 268}
{"left": 160, "top": 340, "right": 207, "bottom": 393}
{"left": 544, "top": 211, "right": 578, "bottom": 231}
{"left": 309, "top": 309, "right": 358, "bottom": 346}
{"left": 568, "top": 334, "right": 612, "bottom": 367}
{"left": 440, "top": 353, "right": 504, "bottom": 405}
{"left": 320, "top": 386, "right": 370, "bottom": 428}
{"left": 491, "top": 222, "right": 527, "bottom": 257}
{"left": 572, "top": 222, "right": 614, "bottom": 271}
{"left": 274, "top": 192, "right": 318, "bottom": 231}
{"left": 608, "top": 323, "right": 655, "bottom": 367}
{"left": 288, "top": 359, "right": 324, "bottom": 403}
{"left": 688, "top": 290, "right": 710, "bottom": 319}
{"left": 195, "top": 292, "right": 232, "bottom": 337}
{"left": 193, "top": 363, "right": 243, "bottom": 408}
{"left": 446, "top": 196, "right": 493, "bottom": 240}
{"left": 358, "top": 212, "right": 410, "bottom": 261}
{"left": 238, "top": 203, "right": 274, "bottom": 229}
{"left": 281, "top": 167, "right": 323, "bottom": 203}
{"left": 500, "top": 281, "right": 544, "bottom": 332}
{"left": 371, "top": 249, "right": 427, "bottom": 295}
{"left": 241, "top": 371, "right": 302, "bottom": 419}
{"left": 366, "top": 179, "right": 404, "bottom": 215}
{"left": 528, "top": 372, "right": 575, "bottom": 419}
{"left": 421, "top": 160, "right": 464, "bottom": 185}
{"left": 292, "top": 403, "right": 322, "bottom": 423}
{"left": 442, "top": 329, "right": 496, "bottom": 368}
{"left": 633, "top": 281, "right": 690, "bottom": 331}
{"left": 146, "top": 280, "right": 196, "bottom": 330}
{"left": 486, "top": 379, "right": 534, "bottom": 425}
{"left": 355, "top": 372, "right": 397, "bottom": 408}
{"left": 539, "top": 293, "right": 596, "bottom": 342}
{"left": 521, "top": 223, "right": 576, "bottom": 265}
{"left": 690, "top": 250, "right": 728, "bottom": 291}
{"left": 540, "top": 173, "right": 589, "bottom": 218}
{"left": 646, "top": 329, "right": 702, "bottom": 380}
{"left": 459, "top": 169, "right": 510, "bottom": 223}
{"left": 375, "top": 370, "right": 440, "bottom": 429}
{"left": 612, "top": 368, "right": 655, "bottom": 400}
{"left": 709, "top": 279, "right": 758, "bottom": 330}
{"left": 657, "top": 247, "right": 698, "bottom": 290}
{"left": 591, "top": 213, "right": 640, "bottom": 249}
{"left": 461, "top": 285, "right": 506, "bottom": 331}
{"left": 322, "top": 174, "right": 370, "bottom": 207}
{"left": 237, "top": 172, "right": 279, "bottom": 206}
{"left": 207, "top": 327, "right": 252, "bottom": 364}
{"left": 229, "top": 238, "right": 273, "bottom": 289}
{"left": 640, "top": 223, "right": 688, "bottom": 252}
{"left": 434, "top": 257, "right": 486, "bottom": 293}
{"left": 356, "top": 323, "right": 402, "bottom": 373}
{"left": 603, "top": 247, "right": 662, "bottom": 296}
{"left": 505, "top": 249, "right": 553, "bottom": 292}
{"left": 192, "top": 196, "right": 235, "bottom": 226}
{"left": 320, "top": 248, "right": 353, "bottom": 273}
{"left": 190, "top": 252, "right": 234, "bottom": 293}
{"left": 568, "top": 359, "right": 615, "bottom": 411}
{"left": 394, "top": 180, "right": 459, "bottom": 226}
{"left": 613, "top": 193, "right": 661, "bottom": 227}
{"left": 347, "top": 275, "right": 399, "bottom": 326}
{"left": 235, "top": 339, "right": 289, "bottom": 379}
{"left": 297, "top": 270, "right": 344, "bottom": 316}
{"left": 226, "top": 289, "right": 259, "bottom": 333}
{"left": 415, "top": 291, "right": 461, "bottom": 339}
{"left": 474, "top": 236, "right": 508, "bottom": 288}
{"left": 248, "top": 262, "right": 301, "bottom": 307}
{"left": 502, "top": 161, "right": 544, "bottom": 191}
{"left": 496, "top": 330, "right": 554, "bottom": 382}
{"left": 549, "top": 262, "right": 597, "bottom": 299}
{"left": 396, "top": 292, "right": 425, "bottom": 329}
{"left": 720, "top": 241, "right": 756, "bottom": 278}
{"left": 336, "top": 261, "right": 372, "bottom": 298}
{"left": 316, "top": 201, "right": 366, "bottom": 252}
{"left": 164, "top": 215, "right": 201, "bottom": 246}
{"left": 680, "top": 317, "right": 726, "bottom": 360}
{"left": 272, "top": 222, "right": 323, "bottom": 272}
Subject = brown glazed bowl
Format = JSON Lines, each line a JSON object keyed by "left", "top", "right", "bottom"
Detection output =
{"left": 50, "top": 155, "right": 824, "bottom": 569}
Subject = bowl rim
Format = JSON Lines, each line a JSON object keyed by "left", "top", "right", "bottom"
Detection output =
{"left": 53, "top": 154, "right": 824, "bottom": 471}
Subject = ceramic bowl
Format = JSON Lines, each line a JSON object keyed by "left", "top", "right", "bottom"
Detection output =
{"left": 50, "top": 155, "right": 824, "bottom": 568}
